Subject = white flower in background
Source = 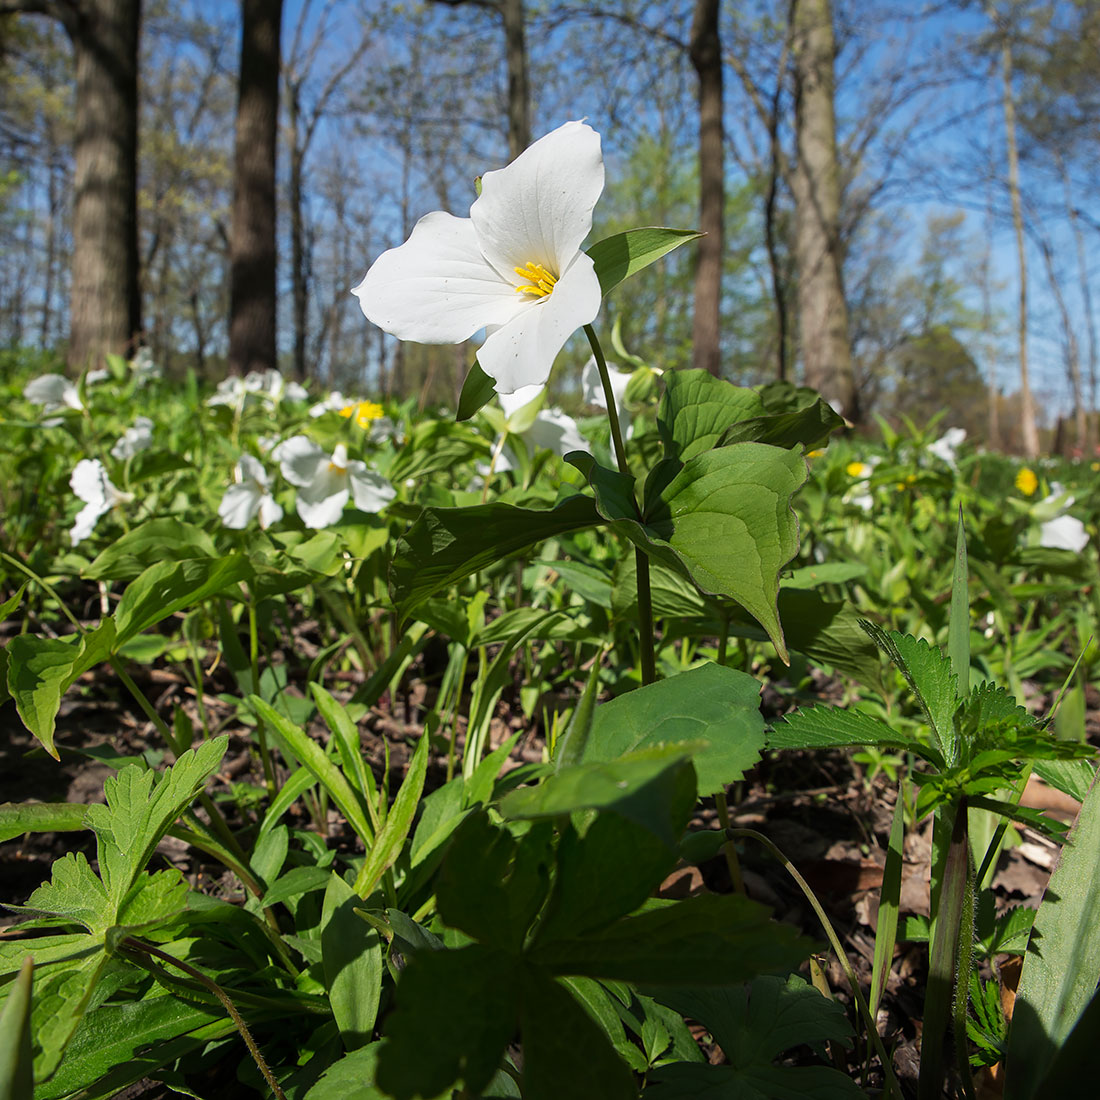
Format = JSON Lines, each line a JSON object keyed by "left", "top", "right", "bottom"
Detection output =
{"left": 272, "top": 435, "right": 396, "bottom": 528}
{"left": 131, "top": 347, "right": 161, "bottom": 383}
{"left": 69, "top": 459, "right": 132, "bottom": 545}
{"left": 354, "top": 120, "right": 605, "bottom": 394}
{"left": 85, "top": 368, "right": 110, "bottom": 386}
{"left": 246, "top": 368, "right": 309, "bottom": 404}
{"left": 110, "top": 416, "right": 154, "bottom": 460}
{"left": 218, "top": 454, "right": 283, "bottom": 530}
{"left": 309, "top": 391, "right": 355, "bottom": 417}
{"left": 1039, "top": 513, "right": 1089, "bottom": 552}
{"left": 581, "top": 356, "right": 634, "bottom": 439}
{"left": 927, "top": 426, "right": 966, "bottom": 467}
{"left": 498, "top": 385, "right": 590, "bottom": 457}
{"left": 24, "top": 374, "right": 83, "bottom": 414}
{"left": 207, "top": 376, "right": 250, "bottom": 408}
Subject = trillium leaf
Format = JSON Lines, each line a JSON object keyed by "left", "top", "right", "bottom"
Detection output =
{"left": 658, "top": 369, "right": 764, "bottom": 462}
{"left": 84, "top": 519, "right": 216, "bottom": 581}
{"left": 587, "top": 227, "right": 701, "bottom": 298}
{"left": 114, "top": 556, "right": 252, "bottom": 648}
{"left": 570, "top": 446, "right": 806, "bottom": 662}
{"left": 717, "top": 397, "right": 846, "bottom": 452}
{"left": 390, "top": 495, "right": 602, "bottom": 617}
{"left": 581, "top": 663, "right": 766, "bottom": 797}
{"left": 456, "top": 358, "right": 498, "bottom": 421}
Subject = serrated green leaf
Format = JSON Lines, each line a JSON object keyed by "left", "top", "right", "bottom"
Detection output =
{"left": 114, "top": 556, "right": 251, "bottom": 648}
{"left": 770, "top": 704, "right": 936, "bottom": 762}
{"left": 581, "top": 663, "right": 764, "bottom": 797}
{"left": 390, "top": 495, "right": 601, "bottom": 617}
{"left": 15, "top": 853, "right": 109, "bottom": 934}
{"left": 114, "top": 871, "right": 188, "bottom": 932}
{"left": 587, "top": 227, "right": 701, "bottom": 298}
{"left": 29, "top": 949, "right": 110, "bottom": 1082}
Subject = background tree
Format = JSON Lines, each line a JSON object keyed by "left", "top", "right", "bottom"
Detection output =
{"left": 228, "top": 0, "right": 282, "bottom": 378}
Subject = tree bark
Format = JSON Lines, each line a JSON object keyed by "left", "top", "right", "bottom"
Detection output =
{"left": 228, "top": 0, "right": 282, "bottom": 378}
{"left": 789, "top": 0, "right": 857, "bottom": 420}
{"left": 287, "top": 81, "right": 307, "bottom": 382}
{"left": 689, "top": 0, "right": 723, "bottom": 377}
{"left": 997, "top": 29, "right": 1039, "bottom": 457}
{"left": 5, "top": 0, "right": 144, "bottom": 367}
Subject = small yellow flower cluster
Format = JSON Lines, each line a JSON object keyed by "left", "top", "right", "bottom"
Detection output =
{"left": 894, "top": 474, "right": 918, "bottom": 491}
{"left": 1015, "top": 467, "right": 1038, "bottom": 496}
{"left": 846, "top": 461, "right": 871, "bottom": 478}
{"left": 340, "top": 401, "right": 385, "bottom": 430}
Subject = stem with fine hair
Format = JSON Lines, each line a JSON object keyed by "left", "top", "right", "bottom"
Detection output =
{"left": 583, "top": 324, "right": 656, "bottom": 685}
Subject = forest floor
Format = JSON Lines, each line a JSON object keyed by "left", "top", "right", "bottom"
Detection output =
{"left": 1, "top": 646, "right": 1091, "bottom": 1099}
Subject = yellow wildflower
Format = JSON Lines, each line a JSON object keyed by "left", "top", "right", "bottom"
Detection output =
{"left": 807, "top": 449, "right": 824, "bottom": 459}
{"left": 1015, "top": 467, "right": 1038, "bottom": 496}
{"left": 846, "top": 461, "right": 871, "bottom": 478}
{"left": 1091, "top": 461, "right": 1099, "bottom": 473}
{"left": 340, "top": 401, "right": 385, "bottom": 431}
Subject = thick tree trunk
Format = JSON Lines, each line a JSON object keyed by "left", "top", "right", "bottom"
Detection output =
{"left": 790, "top": 0, "right": 857, "bottom": 420}
{"left": 689, "top": 0, "right": 723, "bottom": 377}
{"left": 229, "top": 0, "right": 282, "bottom": 378}
{"left": 499, "top": 0, "right": 529, "bottom": 160}
{"left": 287, "top": 81, "right": 308, "bottom": 382}
{"left": 1060, "top": 158, "right": 1097, "bottom": 452}
{"left": 64, "top": 0, "right": 142, "bottom": 369}
{"left": 998, "top": 33, "right": 1039, "bottom": 458}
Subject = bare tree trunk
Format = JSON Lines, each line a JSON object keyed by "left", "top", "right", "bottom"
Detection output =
{"left": 790, "top": 0, "right": 857, "bottom": 420}
{"left": 1060, "top": 157, "right": 1097, "bottom": 452}
{"left": 1038, "top": 234, "right": 1085, "bottom": 453}
{"left": 997, "top": 31, "right": 1039, "bottom": 457}
{"left": 40, "top": 145, "right": 60, "bottom": 346}
{"left": 981, "top": 188, "right": 1000, "bottom": 450}
{"left": 287, "top": 81, "right": 308, "bottom": 382}
{"left": 689, "top": 0, "right": 722, "bottom": 377}
{"left": 229, "top": 0, "right": 282, "bottom": 377}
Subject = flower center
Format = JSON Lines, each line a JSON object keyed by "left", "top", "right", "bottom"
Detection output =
{"left": 514, "top": 261, "right": 557, "bottom": 299}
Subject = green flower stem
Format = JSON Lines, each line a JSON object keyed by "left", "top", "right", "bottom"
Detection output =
{"left": 120, "top": 937, "right": 288, "bottom": 1100}
{"left": 729, "top": 828, "right": 902, "bottom": 1098}
{"left": 583, "top": 323, "right": 656, "bottom": 685}
{"left": 919, "top": 797, "right": 972, "bottom": 1100}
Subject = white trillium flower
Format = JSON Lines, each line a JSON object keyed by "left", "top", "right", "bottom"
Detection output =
{"left": 496, "top": 384, "right": 590, "bottom": 458}
{"left": 25, "top": 373, "right": 83, "bottom": 414}
{"left": 110, "top": 416, "right": 154, "bottom": 460}
{"left": 131, "top": 347, "right": 161, "bottom": 383}
{"left": 70, "top": 459, "right": 132, "bottom": 545}
{"left": 85, "top": 368, "right": 110, "bottom": 386}
{"left": 927, "top": 426, "right": 966, "bottom": 467}
{"left": 309, "top": 391, "right": 355, "bottom": 417}
{"left": 245, "top": 368, "right": 309, "bottom": 404}
{"left": 1039, "top": 513, "right": 1089, "bottom": 553}
{"left": 353, "top": 120, "right": 605, "bottom": 394}
{"left": 219, "top": 454, "right": 283, "bottom": 530}
{"left": 581, "top": 355, "right": 634, "bottom": 440}
{"left": 207, "top": 376, "right": 250, "bottom": 407}
{"left": 272, "top": 435, "right": 396, "bottom": 529}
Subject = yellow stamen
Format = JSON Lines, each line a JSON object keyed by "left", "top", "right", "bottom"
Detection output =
{"left": 328, "top": 461, "right": 346, "bottom": 473}
{"left": 514, "top": 261, "right": 557, "bottom": 299}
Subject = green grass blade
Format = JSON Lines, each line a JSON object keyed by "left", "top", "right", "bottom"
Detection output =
{"left": 869, "top": 781, "right": 906, "bottom": 1021}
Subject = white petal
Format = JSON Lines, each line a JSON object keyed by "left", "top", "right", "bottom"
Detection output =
{"left": 525, "top": 408, "right": 590, "bottom": 456}
{"left": 349, "top": 467, "right": 397, "bottom": 512}
{"left": 258, "top": 494, "right": 283, "bottom": 529}
{"left": 353, "top": 211, "right": 524, "bottom": 343}
{"left": 499, "top": 383, "right": 545, "bottom": 419}
{"left": 25, "top": 373, "right": 82, "bottom": 411}
{"left": 1039, "top": 514, "right": 1089, "bottom": 552}
{"left": 70, "top": 459, "right": 110, "bottom": 508}
{"left": 296, "top": 486, "right": 349, "bottom": 528}
{"left": 478, "top": 251, "right": 601, "bottom": 393}
{"left": 238, "top": 453, "right": 270, "bottom": 488}
{"left": 471, "top": 121, "right": 604, "bottom": 281}
{"left": 70, "top": 501, "right": 105, "bottom": 545}
{"left": 273, "top": 436, "right": 328, "bottom": 488}
{"left": 219, "top": 483, "right": 261, "bottom": 529}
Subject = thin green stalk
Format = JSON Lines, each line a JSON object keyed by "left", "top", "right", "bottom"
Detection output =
{"left": 729, "top": 828, "right": 902, "bottom": 1098}
{"left": 713, "top": 792, "right": 744, "bottom": 894}
{"left": 583, "top": 324, "right": 657, "bottom": 686}
{"left": 121, "top": 937, "right": 287, "bottom": 1100}
{"left": 1, "top": 551, "right": 83, "bottom": 632}
{"left": 247, "top": 599, "right": 276, "bottom": 795}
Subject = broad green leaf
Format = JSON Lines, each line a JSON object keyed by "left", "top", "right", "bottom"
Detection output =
{"left": 587, "top": 227, "right": 701, "bottom": 298}
{"left": 114, "top": 556, "right": 251, "bottom": 648}
{"left": 311, "top": 683, "right": 378, "bottom": 833}
{"left": 0, "top": 584, "right": 27, "bottom": 622}
{"left": 353, "top": 730, "right": 429, "bottom": 898}
{"left": 1006, "top": 774, "right": 1100, "bottom": 1099}
{"left": 648, "top": 974, "right": 862, "bottom": 1099}
{"left": 1032, "top": 985, "right": 1100, "bottom": 1100}
{"left": 6, "top": 621, "right": 116, "bottom": 758}
{"left": 456, "top": 358, "right": 497, "bottom": 421}
{"left": 501, "top": 747, "right": 698, "bottom": 850}
{"left": 657, "top": 369, "right": 764, "bottom": 462}
{"left": 582, "top": 663, "right": 765, "bottom": 797}
{"left": 16, "top": 853, "right": 109, "bottom": 934}
{"left": 770, "top": 704, "right": 936, "bottom": 762}
{"left": 303, "top": 1043, "right": 389, "bottom": 1100}
{"left": 260, "top": 865, "right": 333, "bottom": 909}
{"left": 322, "top": 873, "right": 382, "bottom": 1051}
{"left": 518, "top": 969, "right": 636, "bottom": 1100}
{"left": 114, "top": 870, "right": 188, "bottom": 932}
{"left": 0, "top": 937, "right": 97, "bottom": 978}
{"left": 774, "top": 589, "right": 883, "bottom": 690}
{"left": 0, "top": 957, "right": 33, "bottom": 1100}
{"left": 29, "top": 950, "right": 111, "bottom": 1082}
{"left": 531, "top": 893, "right": 811, "bottom": 986}
{"left": 782, "top": 562, "right": 867, "bottom": 588}
{"left": 571, "top": 447, "right": 806, "bottom": 661}
{"left": 390, "top": 495, "right": 601, "bottom": 617}
{"left": 1033, "top": 758, "right": 1096, "bottom": 803}
{"left": 862, "top": 623, "right": 960, "bottom": 765}
{"left": 84, "top": 519, "right": 216, "bottom": 581}
{"left": 84, "top": 737, "right": 227, "bottom": 913}
{"left": 717, "top": 397, "right": 845, "bottom": 452}
{"left": 435, "top": 814, "right": 553, "bottom": 952}
{"left": 251, "top": 697, "right": 375, "bottom": 846}
{"left": 0, "top": 802, "right": 89, "bottom": 844}
{"left": 375, "top": 945, "right": 518, "bottom": 1100}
